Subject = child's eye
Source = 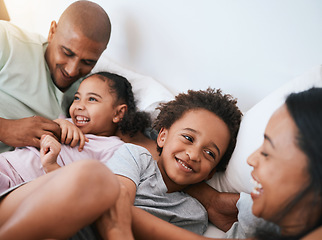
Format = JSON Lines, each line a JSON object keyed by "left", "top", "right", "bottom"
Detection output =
{"left": 182, "top": 135, "right": 193, "bottom": 142}
{"left": 74, "top": 96, "right": 80, "bottom": 101}
{"left": 89, "top": 97, "right": 98, "bottom": 102}
{"left": 205, "top": 150, "right": 216, "bottom": 161}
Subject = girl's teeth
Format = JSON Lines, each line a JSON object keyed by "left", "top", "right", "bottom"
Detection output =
{"left": 76, "top": 116, "right": 89, "bottom": 123}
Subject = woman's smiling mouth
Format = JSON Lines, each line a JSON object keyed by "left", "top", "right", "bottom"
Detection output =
{"left": 250, "top": 177, "right": 263, "bottom": 199}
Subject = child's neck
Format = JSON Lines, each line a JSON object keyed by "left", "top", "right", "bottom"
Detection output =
{"left": 117, "top": 130, "right": 187, "bottom": 193}
{"left": 116, "top": 130, "right": 159, "bottom": 160}
{"left": 157, "top": 160, "right": 188, "bottom": 193}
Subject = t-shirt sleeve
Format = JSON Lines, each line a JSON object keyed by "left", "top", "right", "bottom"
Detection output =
{"left": 105, "top": 144, "right": 152, "bottom": 186}
{"left": 0, "top": 22, "right": 9, "bottom": 70}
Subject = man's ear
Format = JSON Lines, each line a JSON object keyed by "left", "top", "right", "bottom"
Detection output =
{"left": 48, "top": 21, "right": 57, "bottom": 42}
{"left": 113, "top": 104, "right": 128, "bottom": 123}
{"left": 205, "top": 168, "right": 216, "bottom": 181}
{"left": 156, "top": 127, "right": 168, "bottom": 148}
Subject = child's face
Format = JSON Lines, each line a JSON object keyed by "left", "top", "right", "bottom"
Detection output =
{"left": 69, "top": 75, "right": 120, "bottom": 136}
{"left": 157, "top": 109, "right": 230, "bottom": 192}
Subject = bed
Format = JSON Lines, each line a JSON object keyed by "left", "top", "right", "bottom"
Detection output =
{"left": 92, "top": 52, "right": 322, "bottom": 237}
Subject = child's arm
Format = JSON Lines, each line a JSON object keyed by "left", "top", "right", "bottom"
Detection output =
{"left": 96, "top": 184, "right": 135, "bottom": 240}
{"left": 40, "top": 134, "right": 61, "bottom": 173}
{"left": 96, "top": 174, "right": 137, "bottom": 239}
{"left": 54, "top": 119, "right": 89, "bottom": 152}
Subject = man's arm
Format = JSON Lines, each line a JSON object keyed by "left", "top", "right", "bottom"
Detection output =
{"left": 0, "top": 116, "right": 61, "bottom": 149}
{"left": 184, "top": 182, "right": 240, "bottom": 232}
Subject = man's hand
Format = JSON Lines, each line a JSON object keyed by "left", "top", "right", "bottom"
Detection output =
{"left": 0, "top": 116, "right": 61, "bottom": 149}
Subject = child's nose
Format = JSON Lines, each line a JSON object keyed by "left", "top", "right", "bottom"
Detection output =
{"left": 187, "top": 147, "right": 201, "bottom": 162}
{"left": 76, "top": 102, "right": 85, "bottom": 110}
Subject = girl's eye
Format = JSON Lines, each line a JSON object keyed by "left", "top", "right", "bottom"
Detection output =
{"left": 182, "top": 135, "right": 193, "bottom": 142}
{"left": 89, "top": 97, "right": 97, "bottom": 102}
{"left": 74, "top": 96, "right": 80, "bottom": 101}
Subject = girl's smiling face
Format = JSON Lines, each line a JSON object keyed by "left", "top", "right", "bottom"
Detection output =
{"left": 247, "top": 105, "right": 311, "bottom": 234}
{"left": 69, "top": 75, "right": 123, "bottom": 137}
{"left": 157, "top": 109, "right": 230, "bottom": 193}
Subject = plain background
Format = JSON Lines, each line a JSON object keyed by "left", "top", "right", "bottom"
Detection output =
{"left": 4, "top": 0, "right": 322, "bottom": 112}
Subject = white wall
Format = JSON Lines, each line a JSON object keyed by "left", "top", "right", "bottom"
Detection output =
{"left": 5, "top": 0, "right": 322, "bottom": 112}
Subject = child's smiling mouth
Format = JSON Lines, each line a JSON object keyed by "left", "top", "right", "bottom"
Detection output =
{"left": 175, "top": 157, "right": 193, "bottom": 172}
{"left": 75, "top": 115, "right": 90, "bottom": 126}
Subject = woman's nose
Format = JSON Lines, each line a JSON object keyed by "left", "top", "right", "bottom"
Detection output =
{"left": 247, "top": 148, "right": 260, "bottom": 167}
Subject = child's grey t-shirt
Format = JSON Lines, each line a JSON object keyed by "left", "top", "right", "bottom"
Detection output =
{"left": 106, "top": 143, "right": 208, "bottom": 235}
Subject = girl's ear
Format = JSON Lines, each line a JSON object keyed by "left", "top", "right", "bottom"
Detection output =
{"left": 113, "top": 104, "right": 128, "bottom": 123}
{"left": 48, "top": 21, "right": 57, "bottom": 42}
{"left": 157, "top": 127, "right": 168, "bottom": 148}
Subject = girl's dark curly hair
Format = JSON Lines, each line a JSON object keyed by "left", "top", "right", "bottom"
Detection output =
{"left": 153, "top": 88, "right": 242, "bottom": 172}
{"left": 93, "top": 72, "right": 151, "bottom": 137}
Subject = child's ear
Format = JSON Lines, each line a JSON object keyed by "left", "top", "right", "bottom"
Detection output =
{"left": 113, "top": 104, "right": 128, "bottom": 123}
{"left": 157, "top": 127, "right": 168, "bottom": 148}
{"left": 205, "top": 168, "right": 216, "bottom": 181}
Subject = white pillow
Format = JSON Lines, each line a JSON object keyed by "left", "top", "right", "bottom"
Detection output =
{"left": 207, "top": 65, "right": 322, "bottom": 193}
{"left": 91, "top": 51, "right": 175, "bottom": 119}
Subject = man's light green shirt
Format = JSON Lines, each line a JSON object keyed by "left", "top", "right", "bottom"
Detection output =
{"left": 0, "top": 21, "right": 64, "bottom": 152}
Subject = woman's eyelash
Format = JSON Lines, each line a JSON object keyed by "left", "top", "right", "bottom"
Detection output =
{"left": 261, "top": 151, "right": 268, "bottom": 157}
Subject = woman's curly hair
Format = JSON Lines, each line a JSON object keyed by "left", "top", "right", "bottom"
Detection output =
{"left": 153, "top": 88, "right": 242, "bottom": 172}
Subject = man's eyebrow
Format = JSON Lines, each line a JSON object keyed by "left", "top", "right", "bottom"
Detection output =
{"left": 264, "top": 134, "right": 275, "bottom": 148}
{"left": 183, "top": 128, "right": 221, "bottom": 156}
{"left": 62, "top": 46, "right": 98, "bottom": 63}
{"left": 62, "top": 46, "right": 74, "bottom": 55}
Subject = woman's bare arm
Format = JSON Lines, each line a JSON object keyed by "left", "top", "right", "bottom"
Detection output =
{"left": 132, "top": 206, "right": 226, "bottom": 240}
{"left": 184, "top": 182, "right": 240, "bottom": 232}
